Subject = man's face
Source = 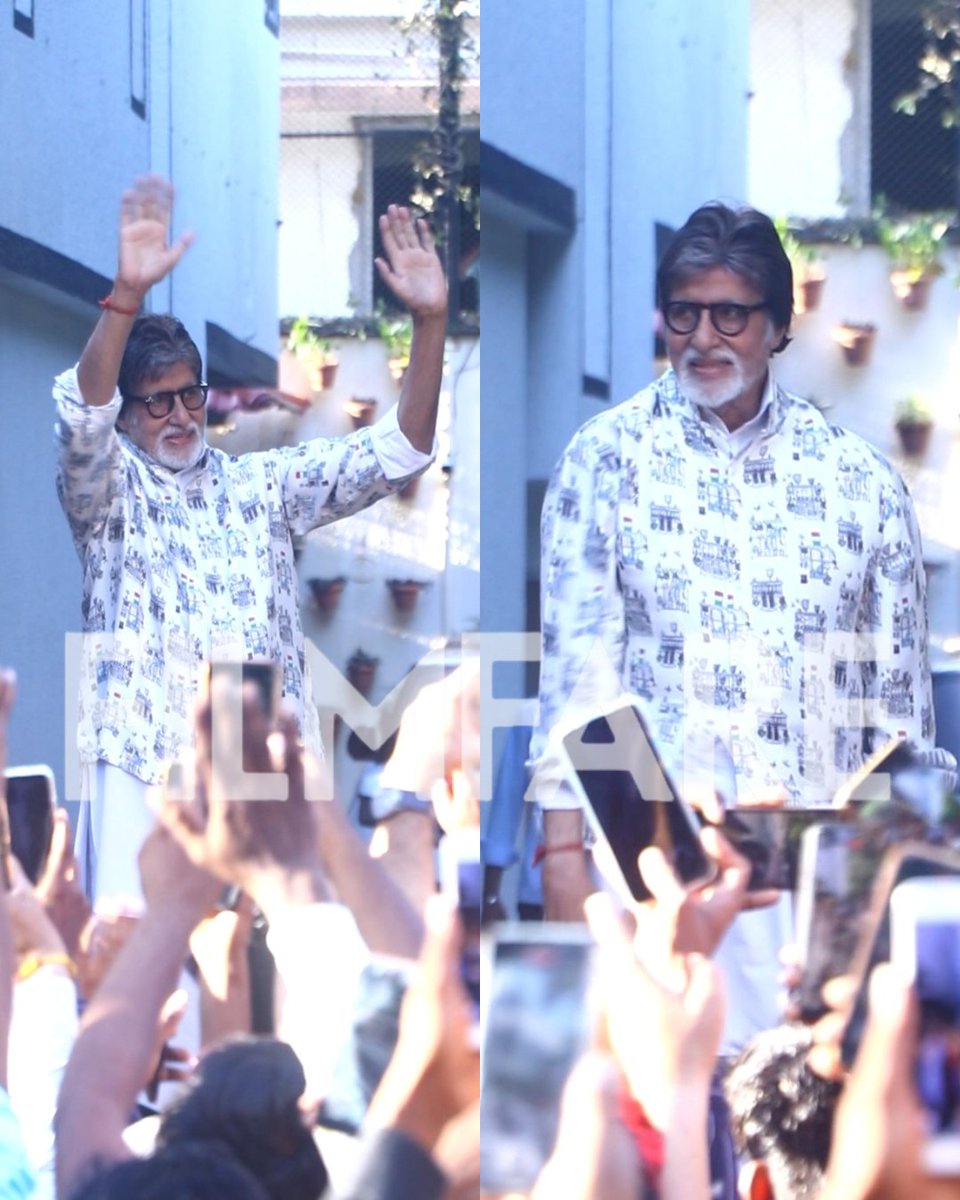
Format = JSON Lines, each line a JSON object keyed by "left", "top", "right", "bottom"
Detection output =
{"left": 663, "top": 266, "right": 786, "bottom": 429}
{"left": 118, "top": 360, "right": 207, "bottom": 471}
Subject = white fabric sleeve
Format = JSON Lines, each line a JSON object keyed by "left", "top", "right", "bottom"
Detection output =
{"left": 267, "top": 903, "right": 370, "bottom": 1102}
{"left": 8, "top": 969, "right": 79, "bottom": 1200}
{"left": 367, "top": 403, "right": 437, "bottom": 480}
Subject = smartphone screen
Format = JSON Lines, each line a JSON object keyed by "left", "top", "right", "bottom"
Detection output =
{"left": 794, "top": 803, "right": 932, "bottom": 1019}
{"left": 4, "top": 768, "right": 55, "bottom": 885}
{"left": 560, "top": 701, "right": 712, "bottom": 902}
{"left": 438, "top": 831, "right": 482, "bottom": 1021}
{"left": 480, "top": 928, "right": 594, "bottom": 1195}
{"left": 315, "top": 957, "right": 411, "bottom": 1135}
{"left": 720, "top": 807, "right": 849, "bottom": 892}
{"left": 841, "top": 845, "right": 960, "bottom": 1067}
{"left": 890, "top": 879, "right": 960, "bottom": 1164}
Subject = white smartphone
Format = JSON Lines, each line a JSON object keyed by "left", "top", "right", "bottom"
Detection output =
{"left": 558, "top": 696, "right": 715, "bottom": 905}
{"left": 479, "top": 923, "right": 595, "bottom": 1195}
{"left": 793, "top": 801, "right": 931, "bottom": 1019}
{"left": 3, "top": 765, "right": 56, "bottom": 884}
{"left": 890, "top": 876, "right": 960, "bottom": 1173}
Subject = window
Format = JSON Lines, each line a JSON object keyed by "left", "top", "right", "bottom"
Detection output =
{"left": 872, "top": 0, "right": 958, "bottom": 211}
{"left": 371, "top": 127, "right": 479, "bottom": 318}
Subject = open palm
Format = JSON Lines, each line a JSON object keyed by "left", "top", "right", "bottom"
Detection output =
{"left": 375, "top": 205, "right": 448, "bottom": 319}
{"left": 117, "top": 175, "right": 193, "bottom": 295}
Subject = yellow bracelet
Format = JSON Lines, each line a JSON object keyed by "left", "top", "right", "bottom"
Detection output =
{"left": 15, "top": 953, "right": 77, "bottom": 983}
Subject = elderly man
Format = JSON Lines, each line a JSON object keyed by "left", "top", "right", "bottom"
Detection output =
{"left": 533, "top": 199, "right": 939, "bottom": 1040}
{"left": 57, "top": 176, "right": 447, "bottom": 901}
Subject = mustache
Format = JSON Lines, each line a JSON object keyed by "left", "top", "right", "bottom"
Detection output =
{"left": 681, "top": 348, "right": 736, "bottom": 367}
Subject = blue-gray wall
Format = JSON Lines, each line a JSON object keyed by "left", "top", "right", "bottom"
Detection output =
{"left": 482, "top": 0, "right": 751, "bottom": 664}
{"left": 0, "top": 2, "right": 279, "bottom": 802}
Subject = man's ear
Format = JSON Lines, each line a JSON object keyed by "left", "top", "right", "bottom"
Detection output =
{"left": 738, "top": 1159, "right": 775, "bottom": 1200}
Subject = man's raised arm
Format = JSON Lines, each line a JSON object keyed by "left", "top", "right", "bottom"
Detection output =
{"left": 77, "top": 175, "right": 193, "bottom": 408}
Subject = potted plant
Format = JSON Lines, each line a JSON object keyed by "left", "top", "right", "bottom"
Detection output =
{"left": 306, "top": 575, "right": 346, "bottom": 616}
{"left": 875, "top": 209, "right": 949, "bottom": 310}
{"left": 377, "top": 311, "right": 412, "bottom": 384}
{"left": 286, "top": 317, "right": 340, "bottom": 390}
{"left": 894, "top": 393, "right": 934, "bottom": 457}
{"left": 344, "top": 397, "right": 378, "bottom": 429}
{"left": 386, "top": 578, "right": 430, "bottom": 614}
{"left": 832, "top": 321, "right": 877, "bottom": 367}
{"left": 346, "top": 649, "right": 379, "bottom": 696}
{"left": 775, "top": 217, "right": 826, "bottom": 313}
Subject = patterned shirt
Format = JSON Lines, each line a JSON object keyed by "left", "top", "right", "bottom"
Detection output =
{"left": 534, "top": 368, "right": 934, "bottom": 808}
{"left": 56, "top": 367, "right": 432, "bottom": 784}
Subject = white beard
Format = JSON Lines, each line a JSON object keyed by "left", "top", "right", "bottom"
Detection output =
{"left": 677, "top": 351, "right": 748, "bottom": 411}
{"left": 153, "top": 426, "right": 206, "bottom": 471}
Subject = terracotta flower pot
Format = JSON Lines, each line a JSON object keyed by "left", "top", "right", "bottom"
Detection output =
{"left": 890, "top": 271, "right": 935, "bottom": 311}
{"left": 387, "top": 579, "right": 428, "bottom": 614}
{"left": 320, "top": 360, "right": 339, "bottom": 389}
{"left": 896, "top": 419, "right": 934, "bottom": 458}
{"left": 795, "top": 274, "right": 825, "bottom": 315}
{"left": 307, "top": 576, "right": 346, "bottom": 615}
{"left": 833, "top": 322, "right": 876, "bottom": 367}
{"left": 344, "top": 398, "right": 378, "bottom": 429}
{"left": 346, "top": 651, "right": 379, "bottom": 696}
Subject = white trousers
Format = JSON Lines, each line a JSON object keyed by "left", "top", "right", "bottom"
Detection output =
{"left": 75, "top": 761, "right": 154, "bottom": 910}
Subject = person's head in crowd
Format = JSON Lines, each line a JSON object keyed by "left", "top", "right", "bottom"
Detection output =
{"left": 66, "top": 1142, "right": 270, "bottom": 1200}
{"left": 156, "top": 1036, "right": 327, "bottom": 1200}
{"left": 725, "top": 1024, "right": 841, "bottom": 1200}
{"left": 116, "top": 313, "right": 208, "bottom": 471}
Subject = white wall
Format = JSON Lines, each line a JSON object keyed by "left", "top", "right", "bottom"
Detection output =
{"left": 483, "top": 0, "right": 753, "bottom": 656}
{"left": 775, "top": 244, "right": 960, "bottom": 644}
{"left": 749, "top": 0, "right": 865, "bottom": 218}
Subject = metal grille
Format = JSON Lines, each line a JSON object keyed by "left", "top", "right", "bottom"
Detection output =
{"left": 279, "top": 1, "right": 479, "bottom": 325}
{"left": 750, "top": 0, "right": 959, "bottom": 220}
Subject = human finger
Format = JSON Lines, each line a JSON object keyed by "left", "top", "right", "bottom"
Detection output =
{"left": 637, "top": 845, "right": 687, "bottom": 909}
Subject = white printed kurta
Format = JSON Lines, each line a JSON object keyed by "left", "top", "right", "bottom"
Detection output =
{"left": 56, "top": 367, "right": 431, "bottom": 786}
{"left": 534, "top": 368, "right": 934, "bottom": 808}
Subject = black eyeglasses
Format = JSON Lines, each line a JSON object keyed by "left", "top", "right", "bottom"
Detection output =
{"left": 662, "top": 301, "right": 767, "bottom": 337}
{"left": 125, "top": 383, "right": 209, "bottom": 419}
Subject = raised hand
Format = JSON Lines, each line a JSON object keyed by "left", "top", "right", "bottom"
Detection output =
{"left": 115, "top": 175, "right": 194, "bottom": 303}
{"left": 375, "top": 205, "right": 447, "bottom": 322}
{"left": 35, "top": 809, "right": 90, "bottom": 958}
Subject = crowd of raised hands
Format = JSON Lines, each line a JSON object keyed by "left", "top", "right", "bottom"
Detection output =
{"left": 0, "top": 658, "right": 954, "bottom": 1200}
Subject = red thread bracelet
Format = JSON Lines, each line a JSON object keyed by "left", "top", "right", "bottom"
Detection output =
{"left": 98, "top": 294, "right": 139, "bottom": 316}
{"left": 532, "top": 840, "right": 585, "bottom": 866}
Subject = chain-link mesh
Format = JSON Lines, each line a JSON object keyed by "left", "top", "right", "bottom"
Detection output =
{"left": 279, "top": 2, "right": 479, "bottom": 325}
{"left": 750, "top": 0, "right": 959, "bottom": 219}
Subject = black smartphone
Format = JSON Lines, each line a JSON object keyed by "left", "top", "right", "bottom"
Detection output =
{"left": 205, "top": 661, "right": 280, "bottom": 720}
{"left": 315, "top": 956, "right": 411, "bottom": 1135}
{"left": 437, "top": 830, "right": 482, "bottom": 1023}
{"left": 479, "top": 925, "right": 595, "bottom": 1195}
{"left": 840, "top": 843, "right": 960, "bottom": 1067}
{"left": 4, "top": 766, "right": 56, "bottom": 884}
{"left": 720, "top": 807, "right": 852, "bottom": 892}
{"left": 560, "top": 698, "right": 714, "bottom": 903}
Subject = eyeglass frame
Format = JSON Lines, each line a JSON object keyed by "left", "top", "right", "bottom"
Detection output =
{"left": 661, "top": 300, "right": 768, "bottom": 337}
{"left": 123, "top": 382, "right": 210, "bottom": 419}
